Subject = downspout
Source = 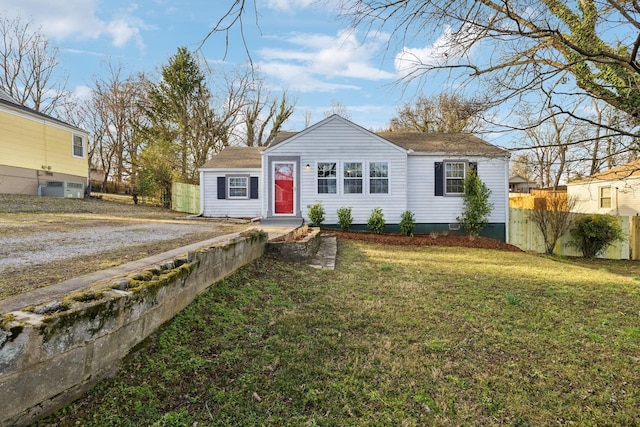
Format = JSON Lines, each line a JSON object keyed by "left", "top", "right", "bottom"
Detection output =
{"left": 505, "top": 153, "right": 511, "bottom": 243}
{"left": 197, "top": 169, "right": 205, "bottom": 217}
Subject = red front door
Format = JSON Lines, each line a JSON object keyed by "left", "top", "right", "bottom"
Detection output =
{"left": 274, "top": 163, "right": 295, "bottom": 214}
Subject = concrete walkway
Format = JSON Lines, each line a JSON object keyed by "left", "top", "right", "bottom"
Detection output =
{"left": 0, "top": 225, "right": 299, "bottom": 314}
{"left": 308, "top": 235, "right": 337, "bottom": 270}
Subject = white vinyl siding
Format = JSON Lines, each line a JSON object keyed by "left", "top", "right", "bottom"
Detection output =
{"left": 201, "top": 168, "right": 261, "bottom": 218}
{"left": 568, "top": 178, "right": 640, "bottom": 216}
{"left": 408, "top": 156, "right": 508, "bottom": 224}
{"left": 264, "top": 117, "right": 407, "bottom": 224}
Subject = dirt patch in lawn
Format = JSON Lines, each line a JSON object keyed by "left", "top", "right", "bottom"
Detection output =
{"left": 326, "top": 230, "right": 523, "bottom": 251}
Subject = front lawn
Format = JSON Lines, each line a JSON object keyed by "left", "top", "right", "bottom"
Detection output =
{"left": 41, "top": 241, "right": 640, "bottom": 426}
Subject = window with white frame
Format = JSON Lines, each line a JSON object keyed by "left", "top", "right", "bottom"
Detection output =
{"left": 228, "top": 176, "right": 249, "bottom": 198}
{"left": 73, "top": 135, "right": 84, "bottom": 158}
{"left": 317, "top": 162, "right": 337, "bottom": 194}
{"left": 599, "top": 186, "right": 612, "bottom": 208}
{"left": 445, "top": 161, "right": 466, "bottom": 194}
{"left": 369, "top": 162, "right": 389, "bottom": 194}
{"left": 343, "top": 162, "right": 363, "bottom": 194}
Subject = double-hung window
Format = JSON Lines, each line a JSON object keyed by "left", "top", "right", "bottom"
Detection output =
{"left": 445, "top": 162, "right": 466, "bottom": 195}
{"left": 317, "top": 162, "right": 337, "bottom": 194}
{"left": 369, "top": 162, "right": 389, "bottom": 194}
{"left": 343, "top": 162, "right": 363, "bottom": 194}
{"left": 228, "top": 176, "right": 249, "bottom": 198}
{"left": 599, "top": 186, "right": 612, "bottom": 208}
{"left": 73, "top": 135, "right": 84, "bottom": 158}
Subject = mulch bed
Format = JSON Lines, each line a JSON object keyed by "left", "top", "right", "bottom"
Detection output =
{"left": 323, "top": 230, "right": 523, "bottom": 252}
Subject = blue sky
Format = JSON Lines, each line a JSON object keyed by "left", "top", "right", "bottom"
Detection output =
{"left": 0, "top": 0, "right": 488, "bottom": 135}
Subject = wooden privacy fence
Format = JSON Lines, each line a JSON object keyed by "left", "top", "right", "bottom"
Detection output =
{"left": 509, "top": 208, "right": 636, "bottom": 260}
{"left": 172, "top": 182, "right": 200, "bottom": 214}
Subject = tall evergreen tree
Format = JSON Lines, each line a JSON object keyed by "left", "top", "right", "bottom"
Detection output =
{"left": 141, "top": 47, "right": 215, "bottom": 184}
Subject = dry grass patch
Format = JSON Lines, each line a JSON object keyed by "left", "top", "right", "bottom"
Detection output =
{"left": 40, "top": 241, "right": 640, "bottom": 426}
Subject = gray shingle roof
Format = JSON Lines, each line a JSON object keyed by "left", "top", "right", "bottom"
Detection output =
{"left": 269, "top": 130, "right": 507, "bottom": 156}
{"left": 569, "top": 159, "right": 640, "bottom": 184}
{"left": 201, "top": 130, "right": 507, "bottom": 170}
{"left": 377, "top": 132, "right": 507, "bottom": 156}
{"left": 0, "top": 88, "right": 16, "bottom": 103}
{"left": 200, "top": 146, "right": 265, "bottom": 169}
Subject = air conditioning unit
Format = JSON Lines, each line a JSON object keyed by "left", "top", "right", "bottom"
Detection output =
{"left": 42, "top": 181, "right": 85, "bottom": 198}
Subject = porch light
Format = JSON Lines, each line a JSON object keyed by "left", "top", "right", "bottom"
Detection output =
{"left": 305, "top": 164, "right": 311, "bottom": 171}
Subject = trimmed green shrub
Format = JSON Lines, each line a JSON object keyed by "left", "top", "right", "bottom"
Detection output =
{"left": 367, "top": 207, "right": 385, "bottom": 234}
{"left": 569, "top": 214, "right": 624, "bottom": 258}
{"left": 307, "top": 202, "right": 325, "bottom": 227}
{"left": 456, "top": 167, "right": 493, "bottom": 236}
{"left": 399, "top": 210, "right": 415, "bottom": 236}
{"left": 337, "top": 206, "right": 353, "bottom": 231}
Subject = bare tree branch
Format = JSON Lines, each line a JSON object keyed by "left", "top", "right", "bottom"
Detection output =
{"left": 0, "top": 15, "right": 68, "bottom": 114}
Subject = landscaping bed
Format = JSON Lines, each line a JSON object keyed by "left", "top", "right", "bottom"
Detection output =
{"left": 326, "top": 229, "right": 522, "bottom": 251}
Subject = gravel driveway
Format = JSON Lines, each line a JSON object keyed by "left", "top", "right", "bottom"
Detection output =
{"left": 0, "top": 221, "right": 231, "bottom": 270}
{"left": 0, "top": 194, "right": 253, "bottom": 298}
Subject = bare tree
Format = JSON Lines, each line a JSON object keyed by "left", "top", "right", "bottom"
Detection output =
{"left": 529, "top": 193, "right": 578, "bottom": 255}
{"left": 583, "top": 100, "right": 638, "bottom": 175}
{"left": 509, "top": 153, "right": 535, "bottom": 181}
{"left": 388, "top": 93, "right": 489, "bottom": 133}
{"left": 86, "top": 65, "right": 147, "bottom": 192}
{"left": 210, "top": 1, "right": 640, "bottom": 144}
{"left": 303, "top": 109, "right": 313, "bottom": 128}
{"left": 0, "top": 15, "right": 68, "bottom": 114}
{"left": 340, "top": 1, "right": 640, "bottom": 125}
{"left": 240, "top": 77, "right": 295, "bottom": 146}
{"left": 324, "top": 99, "right": 351, "bottom": 119}
{"left": 517, "top": 98, "right": 587, "bottom": 188}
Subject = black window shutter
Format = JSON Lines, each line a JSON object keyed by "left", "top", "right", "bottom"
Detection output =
{"left": 217, "top": 176, "right": 226, "bottom": 199}
{"left": 250, "top": 176, "right": 259, "bottom": 199}
{"left": 468, "top": 162, "right": 478, "bottom": 174}
{"left": 435, "top": 162, "right": 443, "bottom": 196}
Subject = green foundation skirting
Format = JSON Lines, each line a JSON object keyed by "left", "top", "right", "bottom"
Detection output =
{"left": 322, "top": 223, "right": 507, "bottom": 242}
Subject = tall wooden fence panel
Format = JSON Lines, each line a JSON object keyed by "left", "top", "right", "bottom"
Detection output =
{"left": 172, "top": 182, "right": 200, "bottom": 214}
{"left": 630, "top": 215, "right": 640, "bottom": 260}
{"left": 509, "top": 208, "right": 630, "bottom": 259}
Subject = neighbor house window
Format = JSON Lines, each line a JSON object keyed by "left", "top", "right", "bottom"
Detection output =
{"left": 73, "top": 135, "right": 84, "bottom": 158}
{"left": 445, "top": 161, "right": 466, "bottom": 194}
{"left": 228, "top": 176, "right": 249, "bottom": 198}
{"left": 369, "top": 162, "right": 389, "bottom": 194}
{"left": 599, "top": 186, "right": 611, "bottom": 208}
{"left": 343, "top": 162, "right": 363, "bottom": 194}
{"left": 317, "top": 162, "right": 337, "bottom": 194}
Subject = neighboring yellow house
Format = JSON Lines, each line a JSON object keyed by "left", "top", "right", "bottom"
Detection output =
{"left": 0, "top": 89, "right": 89, "bottom": 196}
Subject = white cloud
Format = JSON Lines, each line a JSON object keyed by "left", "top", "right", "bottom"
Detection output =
{"left": 394, "top": 25, "right": 474, "bottom": 78}
{"left": 258, "top": 29, "right": 395, "bottom": 93}
{"left": 265, "top": 0, "right": 322, "bottom": 13}
{"left": 0, "top": 0, "right": 150, "bottom": 48}
{"left": 71, "top": 84, "right": 93, "bottom": 101}
{"left": 259, "top": 61, "right": 360, "bottom": 93}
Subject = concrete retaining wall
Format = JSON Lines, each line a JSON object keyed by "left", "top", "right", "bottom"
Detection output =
{"left": 266, "top": 226, "right": 321, "bottom": 262}
{"left": 0, "top": 229, "right": 268, "bottom": 427}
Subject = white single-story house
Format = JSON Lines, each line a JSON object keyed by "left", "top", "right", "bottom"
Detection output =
{"left": 509, "top": 175, "right": 538, "bottom": 193}
{"left": 199, "top": 115, "right": 511, "bottom": 241}
{"left": 567, "top": 159, "right": 640, "bottom": 216}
